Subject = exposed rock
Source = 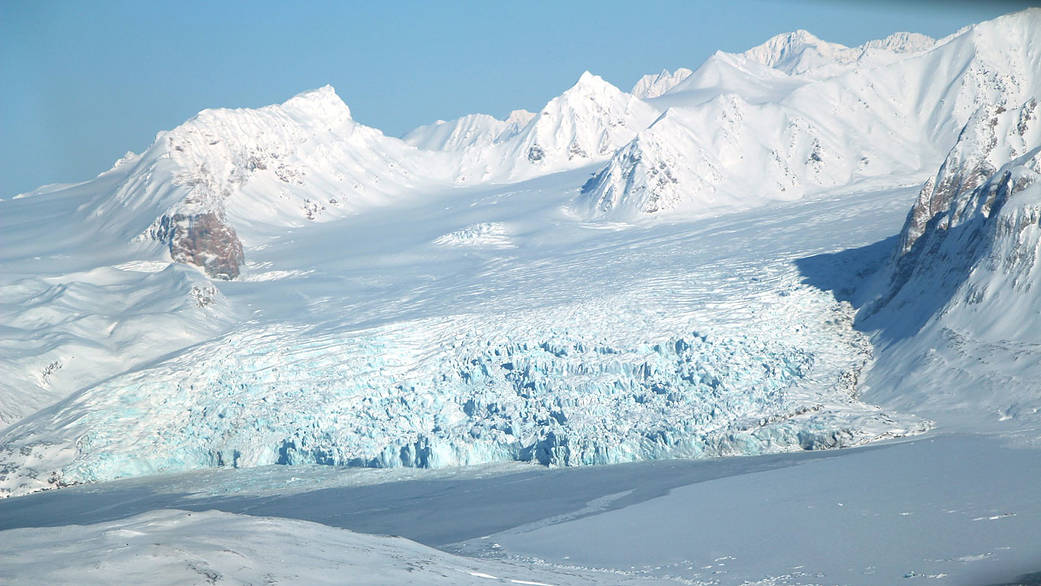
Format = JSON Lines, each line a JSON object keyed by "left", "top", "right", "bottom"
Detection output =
{"left": 154, "top": 213, "right": 244, "bottom": 280}
{"left": 896, "top": 99, "right": 1040, "bottom": 258}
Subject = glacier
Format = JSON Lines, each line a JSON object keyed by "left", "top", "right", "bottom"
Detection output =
{"left": 0, "top": 182, "right": 931, "bottom": 496}
{"left": 3, "top": 7, "right": 1041, "bottom": 585}
{"left": 1, "top": 9, "right": 1040, "bottom": 502}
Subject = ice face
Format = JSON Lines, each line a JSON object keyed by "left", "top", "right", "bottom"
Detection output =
{"left": 0, "top": 279, "right": 928, "bottom": 497}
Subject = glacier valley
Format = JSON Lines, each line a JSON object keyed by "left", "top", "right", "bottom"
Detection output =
{"left": 1, "top": 8, "right": 1041, "bottom": 585}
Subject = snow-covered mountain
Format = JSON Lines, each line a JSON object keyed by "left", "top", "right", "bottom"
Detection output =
{"left": 2, "top": 9, "right": 1040, "bottom": 499}
{"left": 631, "top": 67, "right": 693, "bottom": 99}
{"left": 741, "top": 29, "right": 935, "bottom": 80}
{"left": 846, "top": 100, "right": 1041, "bottom": 432}
{"left": 581, "top": 10, "right": 1041, "bottom": 218}
{"left": 82, "top": 86, "right": 453, "bottom": 279}
{"left": 868, "top": 97, "right": 1041, "bottom": 341}
{"left": 406, "top": 72, "right": 659, "bottom": 184}
{"left": 403, "top": 109, "right": 535, "bottom": 151}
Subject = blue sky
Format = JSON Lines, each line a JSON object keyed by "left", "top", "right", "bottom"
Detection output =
{"left": 1, "top": 0, "right": 1035, "bottom": 196}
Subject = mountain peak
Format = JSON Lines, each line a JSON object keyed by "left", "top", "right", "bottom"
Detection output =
{"left": 742, "top": 29, "right": 848, "bottom": 72}
{"left": 566, "top": 71, "right": 620, "bottom": 96}
{"left": 279, "top": 84, "right": 352, "bottom": 122}
{"left": 631, "top": 67, "right": 694, "bottom": 99}
{"left": 863, "top": 31, "right": 935, "bottom": 54}
{"left": 505, "top": 109, "right": 535, "bottom": 127}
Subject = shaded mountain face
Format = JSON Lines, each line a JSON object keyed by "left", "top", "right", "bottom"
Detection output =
{"left": 897, "top": 99, "right": 1041, "bottom": 258}
{"left": 867, "top": 98, "right": 1041, "bottom": 339}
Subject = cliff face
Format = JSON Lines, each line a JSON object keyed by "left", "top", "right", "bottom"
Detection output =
{"left": 896, "top": 99, "right": 1040, "bottom": 258}
{"left": 865, "top": 98, "right": 1041, "bottom": 340}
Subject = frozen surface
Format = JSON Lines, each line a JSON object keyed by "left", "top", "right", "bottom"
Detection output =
{"left": 0, "top": 173, "right": 931, "bottom": 497}
{"left": 451, "top": 434, "right": 1041, "bottom": 585}
{"left": 1, "top": 435, "right": 1038, "bottom": 585}
{"left": 0, "top": 508, "right": 662, "bottom": 585}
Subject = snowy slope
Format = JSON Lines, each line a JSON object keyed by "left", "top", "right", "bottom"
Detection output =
{"left": 579, "top": 92, "right": 922, "bottom": 217}
{"left": 403, "top": 109, "right": 534, "bottom": 151}
{"left": 856, "top": 97, "right": 1041, "bottom": 430}
{"left": 85, "top": 86, "right": 453, "bottom": 279}
{"left": 0, "top": 509, "right": 648, "bottom": 585}
{"left": 581, "top": 9, "right": 1041, "bottom": 218}
{"left": 630, "top": 67, "right": 692, "bottom": 99}
{"left": 741, "top": 29, "right": 935, "bottom": 80}
{"left": 406, "top": 72, "right": 659, "bottom": 183}
{"left": 0, "top": 164, "right": 240, "bottom": 427}
{"left": 0, "top": 87, "right": 450, "bottom": 426}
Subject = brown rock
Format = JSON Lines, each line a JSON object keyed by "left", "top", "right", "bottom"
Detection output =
{"left": 161, "top": 212, "right": 245, "bottom": 280}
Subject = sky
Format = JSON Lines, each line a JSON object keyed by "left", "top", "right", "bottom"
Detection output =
{"left": 1, "top": 0, "right": 1036, "bottom": 197}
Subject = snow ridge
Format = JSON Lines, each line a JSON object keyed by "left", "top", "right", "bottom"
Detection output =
{"left": 631, "top": 68, "right": 693, "bottom": 99}
{"left": 580, "top": 9, "right": 1040, "bottom": 218}
{"left": 86, "top": 85, "right": 453, "bottom": 278}
{"left": 405, "top": 72, "right": 659, "bottom": 184}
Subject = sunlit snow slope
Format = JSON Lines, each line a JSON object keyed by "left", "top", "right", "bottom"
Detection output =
{"left": 0, "top": 509, "right": 627, "bottom": 586}
{"left": 582, "top": 10, "right": 1041, "bottom": 218}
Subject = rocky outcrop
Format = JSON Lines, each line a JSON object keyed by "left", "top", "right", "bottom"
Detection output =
{"left": 896, "top": 99, "right": 1040, "bottom": 258}
{"left": 153, "top": 213, "right": 244, "bottom": 280}
{"left": 866, "top": 99, "right": 1041, "bottom": 333}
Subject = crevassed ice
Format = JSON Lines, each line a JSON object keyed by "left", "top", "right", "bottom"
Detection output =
{"left": 1, "top": 282, "right": 928, "bottom": 493}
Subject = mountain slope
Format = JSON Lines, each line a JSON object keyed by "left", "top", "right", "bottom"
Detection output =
{"left": 403, "top": 110, "right": 534, "bottom": 151}
{"left": 580, "top": 9, "right": 1040, "bottom": 218}
{"left": 741, "top": 29, "right": 935, "bottom": 80}
{"left": 868, "top": 97, "right": 1041, "bottom": 341}
{"left": 87, "top": 86, "right": 452, "bottom": 279}
{"left": 407, "top": 72, "right": 660, "bottom": 183}
{"left": 631, "top": 67, "right": 693, "bottom": 99}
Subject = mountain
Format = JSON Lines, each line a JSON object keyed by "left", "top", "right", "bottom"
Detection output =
{"left": 741, "top": 29, "right": 935, "bottom": 80}
{"left": 405, "top": 72, "right": 659, "bottom": 183}
{"left": 843, "top": 98, "right": 1041, "bottom": 432}
{"left": 580, "top": 9, "right": 1040, "bottom": 218}
{"left": 631, "top": 67, "right": 693, "bottom": 99}
{"left": 579, "top": 91, "right": 921, "bottom": 217}
{"left": 870, "top": 98, "right": 1041, "bottom": 338}
{"left": 403, "top": 110, "right": 535, "bottom": 151}
{"left": 85, "top": 86, "right": 452, "bottom": 280}
{"left": 0, "top": 87, "right": 450, "bottom": 427}
{"left": 1, "top": 10, "right": 1040, "bottom": 499}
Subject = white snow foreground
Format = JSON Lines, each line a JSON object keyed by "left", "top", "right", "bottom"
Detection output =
{"left": 0, "top": 509, "right": 626, "bottom": 585}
